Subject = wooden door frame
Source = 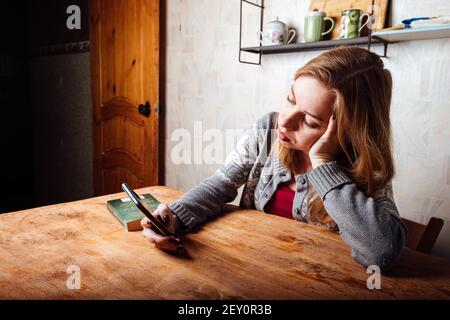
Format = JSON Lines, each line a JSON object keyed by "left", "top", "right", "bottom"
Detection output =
{"left": 158, "top": 0, "right": 166, "bottom": 187}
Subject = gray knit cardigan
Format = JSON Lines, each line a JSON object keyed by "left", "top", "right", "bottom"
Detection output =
{"left": 169, "top": 112, "right": 408, "bottom": 270}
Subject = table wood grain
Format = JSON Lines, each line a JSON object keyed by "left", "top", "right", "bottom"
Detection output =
{"left": 0, "top": 186, "right": 449, "bottom": 299}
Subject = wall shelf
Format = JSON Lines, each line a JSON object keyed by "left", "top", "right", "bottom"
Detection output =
{"left": 241, "top": 36, "right": 387, "bottom": 55}
{"left": 239, "top": 0, "right": 450, "bottom": 65}
{"left": 372, "top": 25, "right": 450, "bottom": 43}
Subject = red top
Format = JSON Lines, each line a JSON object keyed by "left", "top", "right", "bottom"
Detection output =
{"left": 265, "top": 184, "right": 295, "bottom": 220}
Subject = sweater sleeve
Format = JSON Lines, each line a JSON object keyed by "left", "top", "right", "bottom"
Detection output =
{"left": 168, "top": 113, "right": 274, "bottom": 232}
{"left": 307, "top": 161, "right": 408, "bottom": 271}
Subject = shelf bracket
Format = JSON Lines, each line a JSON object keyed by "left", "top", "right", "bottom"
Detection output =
{"left": 239, "top": 0, "right": 264, "bottom": 65}
{"left": 367, "top": 0, "right": 388, "bottom": 58}
{"left": 373, "top": 36, "right": 389, "bottom": 58}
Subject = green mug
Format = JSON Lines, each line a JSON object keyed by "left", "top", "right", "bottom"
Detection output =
{"left": 340, "top": 9, "right": 371, "bottom": 39}
{"left": 304, "top": 10, "right": 335, "bottom": 42}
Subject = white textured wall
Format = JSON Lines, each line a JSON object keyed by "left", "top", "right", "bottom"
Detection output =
{"left": 164, "top": 0, "right": 450, "bottom": 258}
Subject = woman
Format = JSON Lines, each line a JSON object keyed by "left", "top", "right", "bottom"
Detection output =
{"left": 142, "top": 47, "right": 408, "bottom": 271}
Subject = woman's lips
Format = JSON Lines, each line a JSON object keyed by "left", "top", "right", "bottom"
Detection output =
{"left": 279, "top": 131, "right": 292, "bottom": 143}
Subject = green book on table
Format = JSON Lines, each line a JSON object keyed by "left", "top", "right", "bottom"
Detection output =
{"left": 106, "top": 193, "right": 161, "bottom": 231}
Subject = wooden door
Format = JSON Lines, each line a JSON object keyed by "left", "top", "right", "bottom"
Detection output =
{"left": 89, "top": 0, "right": 160, "bottom": 195}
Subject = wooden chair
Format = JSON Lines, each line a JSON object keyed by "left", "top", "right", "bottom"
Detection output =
{"left": 401, "top": 217, "right": 444, "bottom": 254}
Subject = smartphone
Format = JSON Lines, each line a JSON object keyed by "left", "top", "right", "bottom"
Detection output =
{"left": 121, "top": 183, "right": 173, "bottom": 237}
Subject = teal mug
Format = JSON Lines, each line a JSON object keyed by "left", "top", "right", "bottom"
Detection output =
{"left": 340, "top": 9, "right": 371, "bottom": 39}
{"left": 304, "top": 10, "right": 335, "bottom": 42}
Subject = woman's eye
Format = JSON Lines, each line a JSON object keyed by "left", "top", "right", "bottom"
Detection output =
{"left": 303, "top": 117, "right": 318, "bottom": 129}
{"left": 286, "top": 95, "right": 295, "bottom": 105}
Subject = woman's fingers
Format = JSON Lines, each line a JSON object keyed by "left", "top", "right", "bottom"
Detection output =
{"left": 140, "top": 217, "right": 152, "bottom": 229}
{"left": 156, "top": 203, "right": 168, "bottom": 212}
{"left": 141, "top": 213, "right": 173, "bottom": 232}
{"left": 140, "top": 203, "right": 184, "bottom": 253}
{"left": 140, "top": 204, "right": 166, "bottom": 229}
{"left": 142, "top": 227, "right": 181, "bottom": 251}
{"left": 322, "top": 114, "right": 337, "bottom": 140}
{"left": 156, "top": 204, "right": 172, "bottom": 223}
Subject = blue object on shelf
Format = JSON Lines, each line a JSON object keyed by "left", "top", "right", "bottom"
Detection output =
{"left": 402, "top": 17, "right": 430, "bottom": 28}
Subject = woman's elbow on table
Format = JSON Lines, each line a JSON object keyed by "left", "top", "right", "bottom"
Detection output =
{"left": 351, "top": 226, "right": 407, "bottom": 272}
{"left": 352, "top": 246, "right": 401, "bottom": 272}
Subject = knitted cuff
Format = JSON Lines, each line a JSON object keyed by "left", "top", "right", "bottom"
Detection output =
{"left": 168, "top": 202, "right": 197, "bottom": 232}
{"left": 307, "top": 161, "right": 353, "bottom": 200}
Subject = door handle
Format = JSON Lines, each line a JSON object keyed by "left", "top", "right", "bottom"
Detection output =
{"left": 138, "top": 101, "right": 151, "bottom": 117}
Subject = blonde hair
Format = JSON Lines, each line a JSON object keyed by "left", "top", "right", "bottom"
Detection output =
{"left": 277, "top": 47, "right": 395, "bottom": 230}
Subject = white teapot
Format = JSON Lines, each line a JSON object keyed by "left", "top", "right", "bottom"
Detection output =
{"left": 257, "top": 17, "right": 296, "bottom": 46}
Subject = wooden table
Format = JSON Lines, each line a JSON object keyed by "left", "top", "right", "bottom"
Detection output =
{"left": 1, "top": 186, "right": 449, "bottom": 299}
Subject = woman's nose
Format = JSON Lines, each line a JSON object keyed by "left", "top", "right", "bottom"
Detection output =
{"left": 280, "top": 112, "right": 299, "bottom": 131}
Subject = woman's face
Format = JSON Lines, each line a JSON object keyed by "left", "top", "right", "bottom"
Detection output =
{"left": 278, "top": 76, "right": 335, "bottom": 153}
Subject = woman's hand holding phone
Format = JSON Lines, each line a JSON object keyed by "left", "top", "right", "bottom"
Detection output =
{"left": 141, "top": 203, "right": 184, "bottom": 252}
